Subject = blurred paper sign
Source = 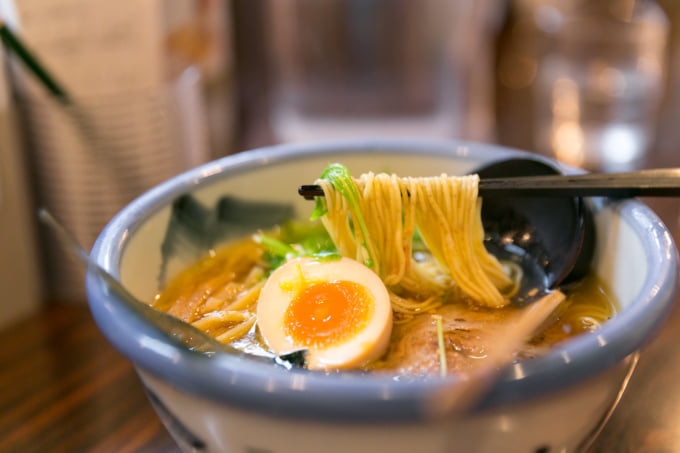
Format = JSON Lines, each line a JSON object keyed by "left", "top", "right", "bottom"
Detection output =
{"left": 0, "top": 44, "right": 43, "bottom": 326}
{"left": 0, "top": 0, "right": 234, "bottom": 302}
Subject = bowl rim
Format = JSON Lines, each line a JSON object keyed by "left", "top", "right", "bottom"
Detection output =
{"left": 86, "top": 138, "right": 679, "bottom": 422}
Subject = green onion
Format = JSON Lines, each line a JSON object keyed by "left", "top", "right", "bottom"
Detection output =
{"left": 253, "top": 234, "right": 299, "bottom": 258}
{"left": 254, "top": 221, "right": 341, "bottom": 272}
{"left": 434, "top": 315, "right": 447, "bottom": 377}
{"left": 316, "top": 163, "right": 374, "bottom": 268}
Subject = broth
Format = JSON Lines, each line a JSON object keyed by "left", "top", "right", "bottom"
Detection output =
{"left": 153, "top": 231, "right": 617, "bottom": 377}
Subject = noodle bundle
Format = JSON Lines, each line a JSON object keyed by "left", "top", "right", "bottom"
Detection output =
{"left": 153, "top": 240, "right": 265, "bottom": 343}
{"left": 317, "top": 171, "right": 513, "bottom": 310}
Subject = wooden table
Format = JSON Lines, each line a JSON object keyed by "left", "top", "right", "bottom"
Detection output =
{"left": 0, "top": 304, "right": 179, "bottom": 452}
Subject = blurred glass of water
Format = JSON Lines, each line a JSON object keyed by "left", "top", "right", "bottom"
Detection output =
{"left": 265, "top": 0, "right": 501, "bottom": 143}
{"left": 532, "top": 0, "right": 669, "bottom": 172}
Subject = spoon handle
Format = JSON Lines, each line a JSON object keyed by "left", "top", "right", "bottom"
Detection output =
{"left": 36, "top": 208, "right": 237, "bottom": 355}
{"left": 479, "top": 168, "right": 680, "bottom": 198}
{"left": 425, "top": 290, "right": 567, "bottom": 416}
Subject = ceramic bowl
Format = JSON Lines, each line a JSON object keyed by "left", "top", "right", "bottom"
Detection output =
{"left": 86, "top": 139, "right": 678, "bottom": 453}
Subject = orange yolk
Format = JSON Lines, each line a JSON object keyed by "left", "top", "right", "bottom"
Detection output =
{"left": 283, "top": 280, "right": 374, "bottom": 349}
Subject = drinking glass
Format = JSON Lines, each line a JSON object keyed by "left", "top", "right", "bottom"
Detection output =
{"left": 531, "top": 0, "right": 669, "bottom": 172}
{"left": 265, "top": 0, "right": 501, "bottom": 143}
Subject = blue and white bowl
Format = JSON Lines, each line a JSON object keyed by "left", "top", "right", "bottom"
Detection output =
{"left": 87, "top": 139, "right": 678, "bottom": 453}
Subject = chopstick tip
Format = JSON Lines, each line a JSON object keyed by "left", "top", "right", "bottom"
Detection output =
{"left": 298, "top": 184, "right": 323, "bottom": 200}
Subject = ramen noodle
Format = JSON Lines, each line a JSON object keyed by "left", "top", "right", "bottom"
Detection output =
{"left": 317, "top": 171, "right": 513, "bottom": 311}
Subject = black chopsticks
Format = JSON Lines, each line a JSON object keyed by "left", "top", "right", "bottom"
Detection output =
{"left": 298, "top": 167, "right": 680, "bottom": 199}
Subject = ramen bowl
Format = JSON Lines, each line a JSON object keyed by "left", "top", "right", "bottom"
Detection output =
{"left": 86, "top": 139, "right": 678, "bottom": 453}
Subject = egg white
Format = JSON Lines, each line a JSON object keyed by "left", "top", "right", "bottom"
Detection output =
{"left": 256, "top": 256, "right": 393, "bottom": 370}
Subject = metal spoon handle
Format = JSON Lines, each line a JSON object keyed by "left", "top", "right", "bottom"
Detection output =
{"left": 36, "top": 208, "right": 234, "bottom": 354}
{"left": 478, "top": 168, "right": 680, "bottom": 198}
{"left": 298, "top": 168, "right": 680, "bottom": 199}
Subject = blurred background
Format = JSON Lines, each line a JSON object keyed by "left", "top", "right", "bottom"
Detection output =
{"left": 1, "top": 0, "right": 679, "bottom": 326}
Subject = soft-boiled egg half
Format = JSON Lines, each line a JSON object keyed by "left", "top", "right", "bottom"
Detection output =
{"left": 256, "top": 256, "right": 393, "bottom": 371}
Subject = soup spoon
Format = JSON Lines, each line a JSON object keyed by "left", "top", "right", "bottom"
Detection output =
{"left": 37, "top": 208, "right": 257, "bottom": 357}
{"left": 473, "top": 157, "right": 594, "bottom": 305}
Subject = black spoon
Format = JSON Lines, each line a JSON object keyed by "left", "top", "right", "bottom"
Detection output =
{"left": 473, "top": 157, "right": 594, "bottom": 305}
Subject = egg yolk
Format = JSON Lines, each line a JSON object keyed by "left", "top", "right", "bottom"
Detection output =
{"left": 283, "top": 280, "right": 374, "bottom": 349}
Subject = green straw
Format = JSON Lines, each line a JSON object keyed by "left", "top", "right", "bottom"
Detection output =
{"left": 0, "top": 20, "right": 70, "bottom": 103}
